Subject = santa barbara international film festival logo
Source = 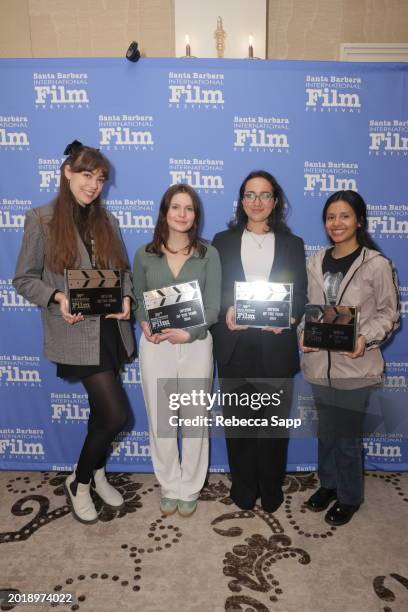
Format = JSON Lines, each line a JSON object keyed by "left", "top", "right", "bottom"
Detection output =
{"left": 366, "top": 203, "right": 408, "bottom": 241}
{"left": 110, "top": 430, "right": 151, "bottom": 463}
{"left": 168, "top": 71, "right": 224, "bottom": 109}
{"left": 38, "top": 157, "right": 63, "bottom": 193}
{"left": 169, "top": 157, "right": 224, "bottom": 193}
{"left": 0, "top": 198, "right": 31, "bottom": 232}
{"left": 305, "top": 74, "right": 362, "bottom": 113}
{"left": 121, "top": 361, "right": 141, "bottom": 386}
{"left": 384, "top": 361, "right": 408, "bottom": 392}
{"left": 51, "top": 392, "right": 90, "bottom": 424}
{"left": 368, "top": 119, "right": 408, "bottom": 156}
{"left": 106, "top": 199, "right": 155, "bottom": 234}
{"left": 33, "top": 71, "right": 89, "bottom": 109}
{"left": 398, "top": 285, "right": 408, "bottom": 320}
{"left": 50, "top": 368, "right": 142, "bottom": 422}
{"left": 304, "top": 243, "right": 326, "bottom": 259}
{"left": 99, "top": 113, "right": 154, "bottom": 151}
{"left": 296, "top": 392, "right": 318, "bottom": 426}
{"left": 363, "top": 437, "right": 402, "bottom": 463}
{"left": 0, "top": 115, "right": 30, "bottom": 150}
{"left": 303, "top": 160, "right": 358, "bottom": 197}
{"left": 233, "top": 115, "right": 290, "bottom": 153}
{"left": 0, "top": 428, "right": 45, "bottom": 462}
{"left": 0, "top": 278, "right": 36, "bottom": 311}
{"left": 0, "top": 355, "right": 42, "bottom": 387}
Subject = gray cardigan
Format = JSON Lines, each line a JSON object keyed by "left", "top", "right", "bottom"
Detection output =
{"left": 13, "top": 201, "right": 135, "bottom": 365}
{"left": 133, "top": 243, "right": 221, "bottom": 341}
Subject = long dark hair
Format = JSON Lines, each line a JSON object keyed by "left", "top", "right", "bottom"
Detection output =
{"left": 47, "top": 143, "right": 128, "bottom": 273}
{"left": 146, "top": 184, "right": 207, "bottom": 257}
{"left": 322, "top": 190, "right": 380, "bottom": 251}
{"left": 229, "top": 170, "right": 291, "bottom": 234}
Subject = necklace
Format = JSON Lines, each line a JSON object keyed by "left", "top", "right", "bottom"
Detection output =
{"left": 246, "top": 229, "right": 268, "bottom": 249}
{"left": 165, "top": 243, "right": 190, "bottom": 254}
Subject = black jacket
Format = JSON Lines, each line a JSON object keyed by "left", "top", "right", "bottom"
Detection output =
{"left": 211, "top": 226, "right": 307, "bottom": 376}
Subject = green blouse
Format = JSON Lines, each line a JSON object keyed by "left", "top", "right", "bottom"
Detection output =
{"left": 133, "top": 243, "right": 221, "bottom": 341}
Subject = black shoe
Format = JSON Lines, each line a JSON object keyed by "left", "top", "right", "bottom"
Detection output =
{"left": 261, "top": 491, "right": 284, "bottom": 514}
{"left": 230, "top": 496, "right": 255, "bottom": 511}
{"left": 324, "top": 501, "right": 360, "bottom": 526}
{"left": 229, "top": 485, "right": 257, "bottom": 511}
{"left": 305, "top": 487, "right": 337, "bottom": 512}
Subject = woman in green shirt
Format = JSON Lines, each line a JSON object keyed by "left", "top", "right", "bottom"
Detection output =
{"left": 133, "top": 184, "right": 221, "bottom": 517}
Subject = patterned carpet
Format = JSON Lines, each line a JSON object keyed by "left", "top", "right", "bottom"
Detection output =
{"left": 0, "top": 470, "right": 407, "bottom": 612}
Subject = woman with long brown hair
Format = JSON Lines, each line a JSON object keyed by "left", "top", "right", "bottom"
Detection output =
{"left": 13, "top": 140, "right": 135, "bottom": 524}
{"left": 133, "top": 184, "right": 221, "bottom": 517}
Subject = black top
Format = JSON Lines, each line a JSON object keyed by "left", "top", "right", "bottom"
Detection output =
{"left": 76, "top": 202, "right": 93, "bottom": 261}
{"left": 322, "top": 246, "right": 363, "bottom": 305}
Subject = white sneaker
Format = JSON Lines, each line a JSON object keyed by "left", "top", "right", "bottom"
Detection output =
{"left": 64, "top": 472, "right": 98, "bottom": 524}
{"left": 92, "top": 467, "right": 125, "bottom": 509}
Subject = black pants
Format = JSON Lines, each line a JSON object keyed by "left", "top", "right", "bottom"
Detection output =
{"left": 218, "top": 329, "right": 293, "bottom": 513}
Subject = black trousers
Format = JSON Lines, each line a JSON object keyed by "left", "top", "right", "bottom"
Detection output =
{"left": 218, "top": 329, "right": 293, "bottom": 513}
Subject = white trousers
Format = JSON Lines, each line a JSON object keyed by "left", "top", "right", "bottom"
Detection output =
{"left": 139, "top": 333, "right": 213, "bottom": 501}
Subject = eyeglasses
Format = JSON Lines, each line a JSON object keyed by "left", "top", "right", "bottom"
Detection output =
{"left": 243, "top": 191, "right": 274, "bottom": 203}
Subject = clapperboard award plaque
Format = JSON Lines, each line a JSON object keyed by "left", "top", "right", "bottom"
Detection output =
{"left": 143, "top": 280, "right": 206, "bottom": 334}
{"left": 303, "top": 304, "right": 359, "bottom": 351}
{"left": 65, "top": 269, "right": 123, "bottom": 315}
{"left": 234, "top": 281, "right": 293, "bottom": 328}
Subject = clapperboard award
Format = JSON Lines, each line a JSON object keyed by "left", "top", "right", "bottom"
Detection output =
{"left": 143, "top": 280, "right": 206, "bottom": 334}
{"left": 303, "top": 304, "right": 359, "bottom": 351}
{"left": 234, "top": 281, "right": 293, "bottom": 328}
{"left": 65, "top": 269, "right": 123, "bottom": 315}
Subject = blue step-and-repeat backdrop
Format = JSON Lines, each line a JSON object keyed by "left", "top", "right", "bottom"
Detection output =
{"left": 0, "top": 58, "right": 407, "bottom": 473}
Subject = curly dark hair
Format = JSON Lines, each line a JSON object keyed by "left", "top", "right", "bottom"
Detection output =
{"left": 229, "top": 170, "right": 291, "bottom": 234}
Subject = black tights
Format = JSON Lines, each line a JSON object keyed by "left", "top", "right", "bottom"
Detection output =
{"left": 75, "top": 370, "right": 130, "bottom": 484}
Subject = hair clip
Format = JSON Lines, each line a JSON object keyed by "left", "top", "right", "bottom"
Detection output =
{"left": 63, "top": 140, "right": 83, "bottom": 156}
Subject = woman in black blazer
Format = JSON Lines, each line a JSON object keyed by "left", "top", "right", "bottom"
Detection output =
{"left": 212, "top": 170, "right": 307, "bottom": 513}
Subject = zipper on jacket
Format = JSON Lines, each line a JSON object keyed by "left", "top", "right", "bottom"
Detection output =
{"left": 324, "top": 258, "right": 364, "bottom": 387}
{"left": 325, "top": 293, "right": 332, "bottom": 388}
{"left": 327, "top": 350, "right": 332, "bottom": 387}
{"left": 327, "top": 249, "right": 368, "bottom": 385}
{"left": 321, "top": 286, "right": 332, "bottom": 386}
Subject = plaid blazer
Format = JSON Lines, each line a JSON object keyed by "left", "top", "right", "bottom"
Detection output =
{"left": 13, "top": 201, "right": 136, "bottom": 365}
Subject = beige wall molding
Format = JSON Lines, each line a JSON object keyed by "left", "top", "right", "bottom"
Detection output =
{"left": 340, "top": 43, "right": 408, "bottom": 62}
